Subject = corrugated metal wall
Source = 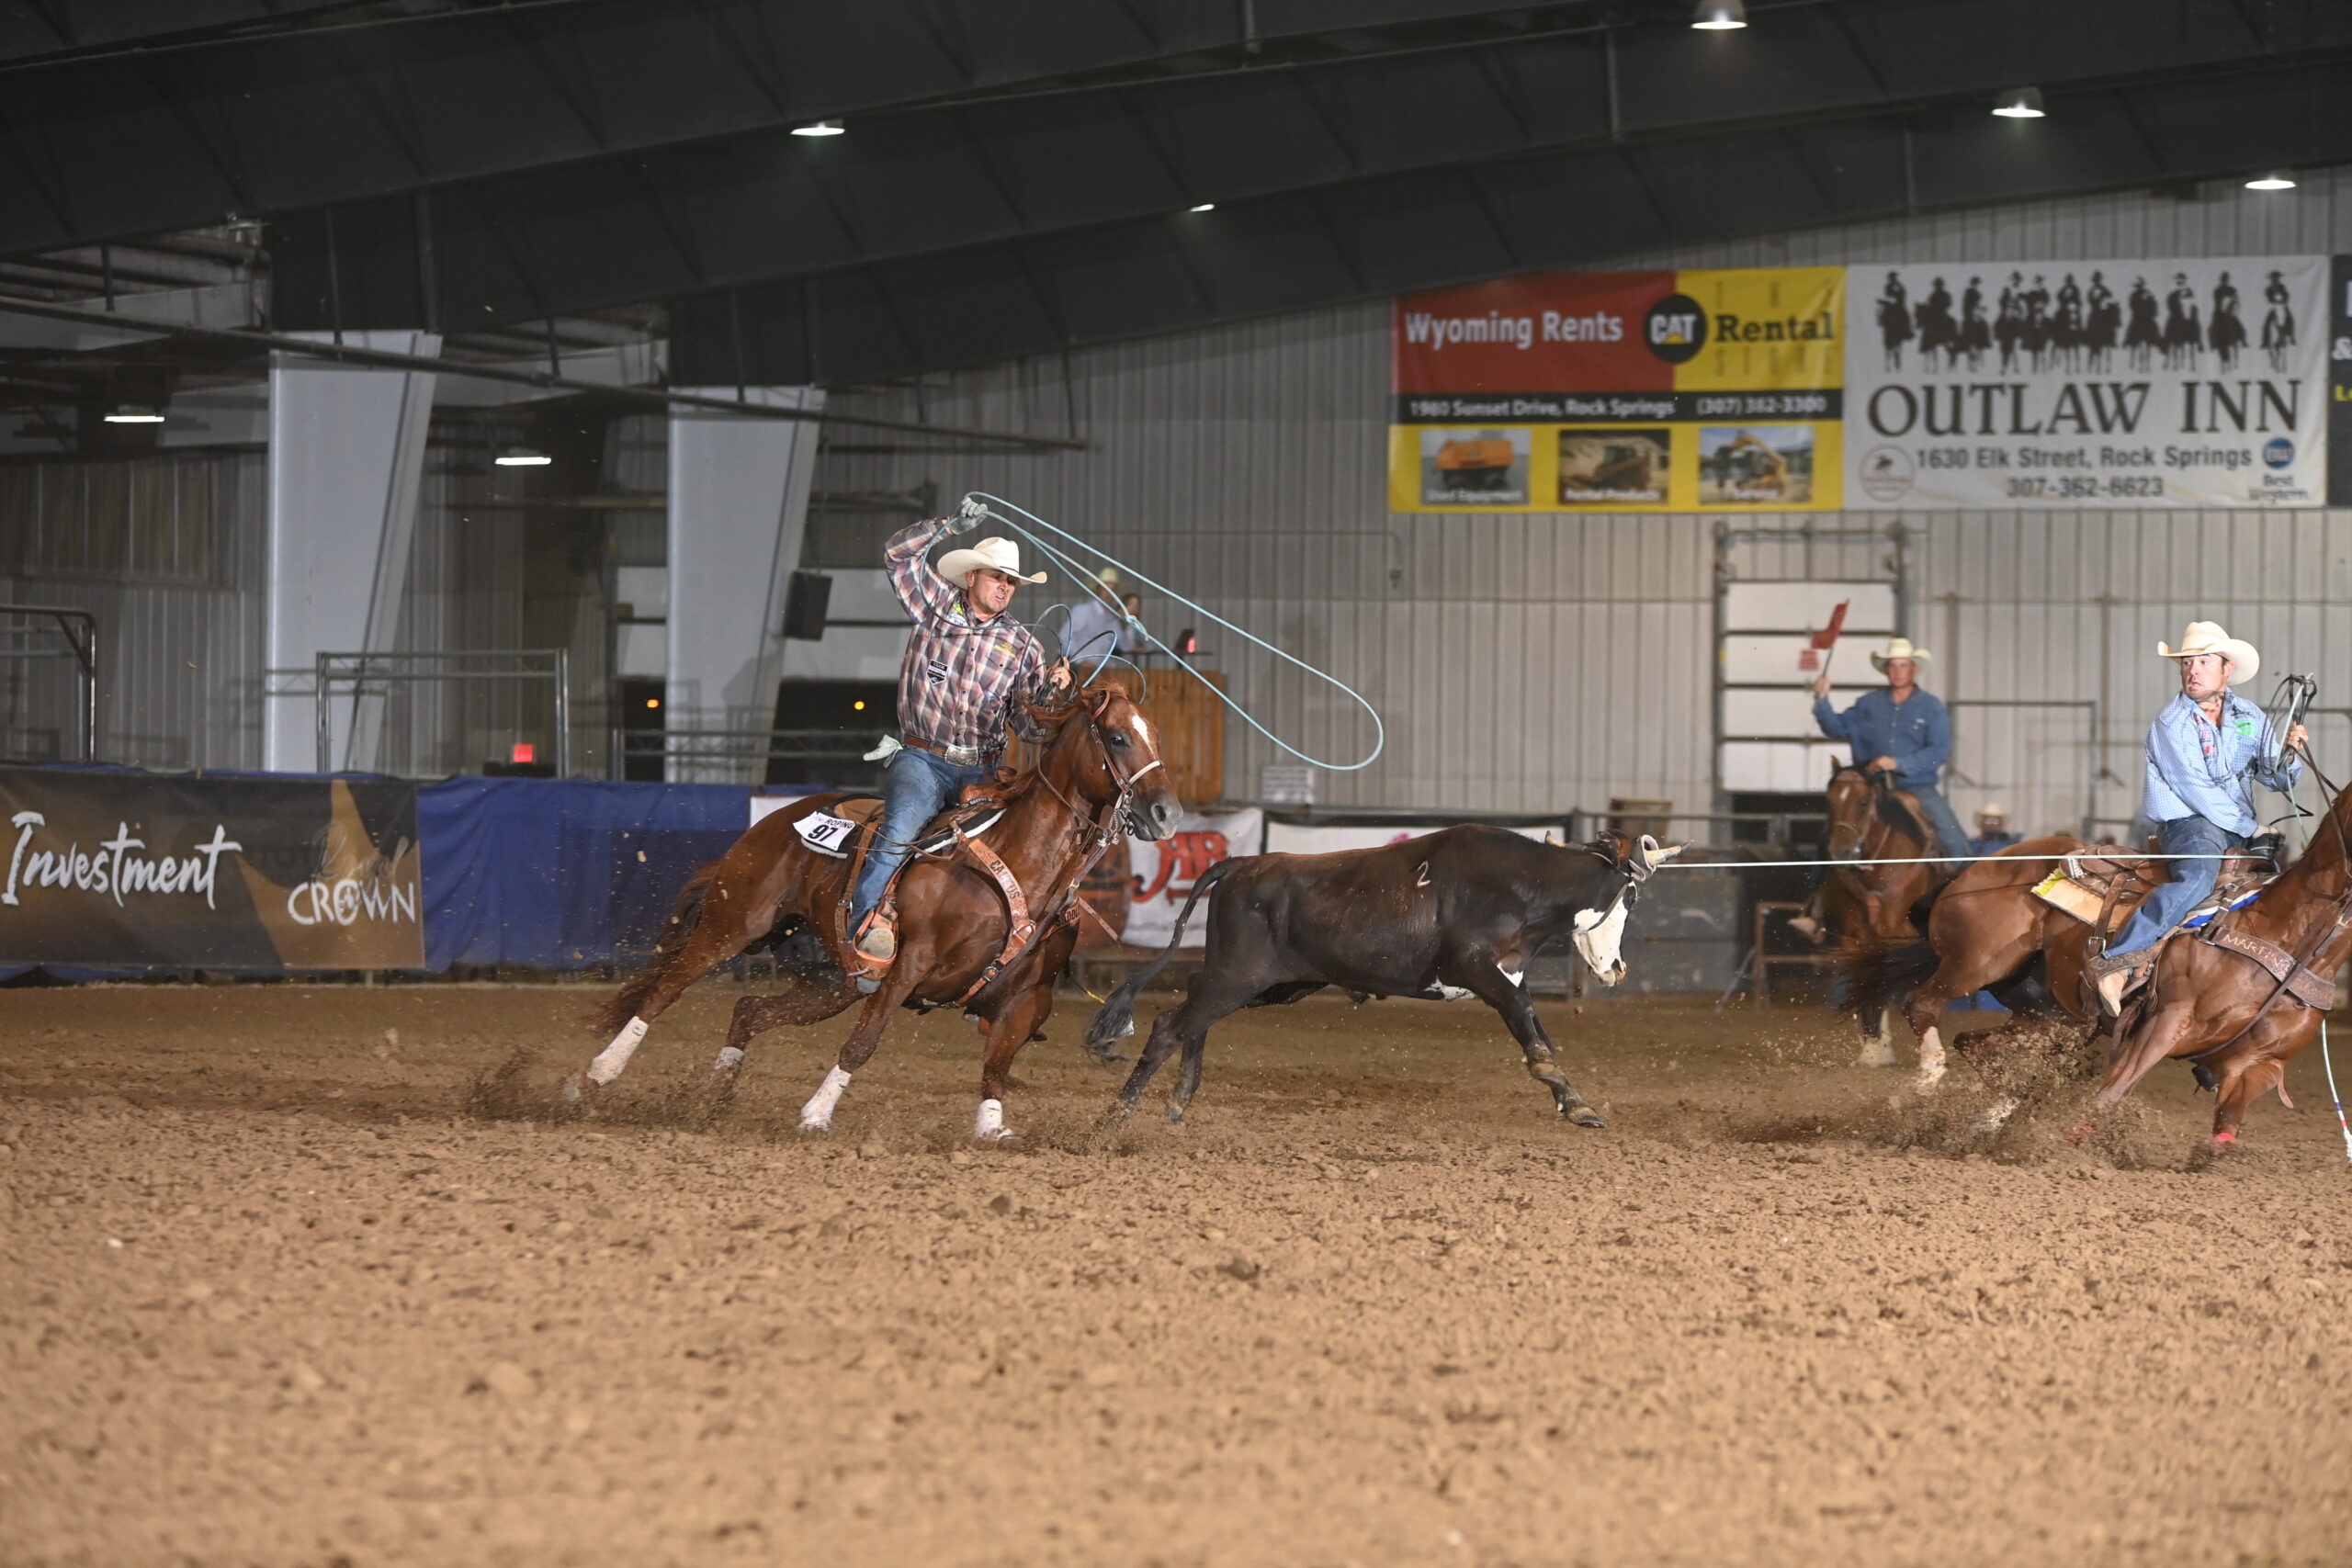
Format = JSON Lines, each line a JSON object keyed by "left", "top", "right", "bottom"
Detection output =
{"left": 6, "top": 172, "right": 2348, "bottom": 831}
{"left": 820, "top": 169, "right": 2352, "bottom": 840}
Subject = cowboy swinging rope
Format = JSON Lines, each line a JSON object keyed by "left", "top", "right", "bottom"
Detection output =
{"left": 967, "top": 493, "right": 1387, "bottom": 772}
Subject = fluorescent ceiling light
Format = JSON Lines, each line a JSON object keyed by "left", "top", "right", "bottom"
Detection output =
{"left": 1991, "top": 86, "right": 2045, "bottom": 118}
{"left": 494, "top": 446, "right": 552, "bottom": 467}
{"left": 2245, "top": 170, "right": 2297, "bottom": 190}
{"left": 1690, "top": 1, "right": 1747, "bottom": 28}
{"left": 1188, "top": 202, "right": 1216, "bottom": 212}
{"left": 791, "top": 119, "right": 844, "bottom": 137}
{"left": 103, "top": 405, "right": 164, "bottom": 423}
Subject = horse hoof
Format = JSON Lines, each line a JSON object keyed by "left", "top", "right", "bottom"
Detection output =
{"left": 1966, "top": 1097, "right": 2020, "bottom": 1136}
{"left": 1565, "top": 1107, "right": 1608, "bottom": 1129}
{"left": 2212, "top": 1129, "right": 2240, "bottom": 1146}
{"left": 797, "top": 1118, "right": 832, "bottom": 1137}
{"left": 560, "top": 1075, "right": 584, "bottom": 1105}
{"left": 974, "top": 1126, "right": 1018, "bottom": 1145}
{"left": 2063, "top": 1121, "right": 2094, "bottom": 1146}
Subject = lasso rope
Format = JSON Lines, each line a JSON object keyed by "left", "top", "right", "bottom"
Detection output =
{"left": 971, "top": 493, "right": 1385, "bottom": 772}
{"left": 2324, "top": 1021, "right": 2352, "bottom": 1166}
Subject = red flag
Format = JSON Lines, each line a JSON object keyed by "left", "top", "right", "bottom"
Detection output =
{"left": 1808, "top": 600, "right": 1850, "bottom": 650}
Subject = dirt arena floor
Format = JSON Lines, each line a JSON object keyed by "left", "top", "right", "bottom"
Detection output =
{"left": 6, "top": 979, "right": 2352, "bottom": 1568}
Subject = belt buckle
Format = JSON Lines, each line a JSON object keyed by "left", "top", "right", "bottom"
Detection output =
{"left": 942, "top": 741, "right": 979, "bottom": 766}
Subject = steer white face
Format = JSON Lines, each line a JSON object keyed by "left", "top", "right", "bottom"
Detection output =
{"left": 1572, "top": 896, "right": 1630, "bottom": 986}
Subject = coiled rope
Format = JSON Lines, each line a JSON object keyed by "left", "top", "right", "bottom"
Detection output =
{"left": 970, "top": 493, "right": 1385, "bottom": 772}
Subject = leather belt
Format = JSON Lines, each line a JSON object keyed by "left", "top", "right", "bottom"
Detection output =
{"left": 901, "top": 734, "right": 998, "bottom": 768}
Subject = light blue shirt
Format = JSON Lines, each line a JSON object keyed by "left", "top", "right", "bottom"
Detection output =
{"left": 1812, "top": 686, "right": 1952, "bottom": 792}
{"left": 2140, "top": 689, "right": 2300, "bottom": 837}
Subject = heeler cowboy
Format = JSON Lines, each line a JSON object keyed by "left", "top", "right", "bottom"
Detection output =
{"left": 2088, "top": 621, "right": 2306, "bottom": 1016}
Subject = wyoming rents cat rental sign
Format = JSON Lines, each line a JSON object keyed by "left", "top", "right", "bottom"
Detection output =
{"left": 1390, "top": 257, "right": 2329, "bottom": 511}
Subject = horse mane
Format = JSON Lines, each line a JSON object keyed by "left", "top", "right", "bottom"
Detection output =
{"left": 1871, "top": 778, "right": 1931, "bottom": 846}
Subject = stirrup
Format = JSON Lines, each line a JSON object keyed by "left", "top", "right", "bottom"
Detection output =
{"left": 848, "top": 908, "right": 896, "bottom": 991}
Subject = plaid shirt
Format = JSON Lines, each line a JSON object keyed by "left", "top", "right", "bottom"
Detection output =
{"left": 887, "top": 518, "right": 1052, "bottom": 757}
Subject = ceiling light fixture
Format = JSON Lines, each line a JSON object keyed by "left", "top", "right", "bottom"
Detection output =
{"left": 1188, "top": 202, "right": 1216, "bottom": 213}
{"left": 2245, "top": 170, "right": 2297, "bottom": 191}
{"left": 1991, "top": 86, "right": 2045, "bottom": 118}
{"left": 1690, "top": 1, "right": 1747, "bottom": 28}
{"left": 103, "top": 404, "right": 164, "bottom": 423}
{"left": 494, "top": 446, "right": 552, "bottom": 467}
{"left": 791, "top": 119, "right": 844, "bottom": 138}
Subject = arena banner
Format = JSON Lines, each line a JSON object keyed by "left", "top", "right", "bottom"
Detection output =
{"left": 1389, "top": 266, "right": 1845, "bottom": 513}
{"left": 1124, "top": 807, "right": 1262, "bottom": 950}
{"left": 0, "top": 768, "right": 423, "bottom": 971}
{"left": 1845, "top": 257, "right": 2328, "bottom": 508}
{"left": 2331, "top": 254, "right": 2352, "bottom": 507}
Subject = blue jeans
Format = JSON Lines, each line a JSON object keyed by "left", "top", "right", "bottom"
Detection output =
{"left": 1905, "top": 784, "right": 1973, "bottom": 863}
{"left": 2106, "top": 813, "right": 2244, "bottom": 957}
{"left": 849, "top": 746, "right": 986, "bottom": 928}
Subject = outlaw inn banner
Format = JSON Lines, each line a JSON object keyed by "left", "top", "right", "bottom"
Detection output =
{"left": 1843, "top": 257, "right": 2326, "bottom": 508}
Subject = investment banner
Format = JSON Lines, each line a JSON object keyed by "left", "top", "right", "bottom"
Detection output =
{"left": 0, "top": 769, "right": 424, "bottom": 970}
{"left": 1844, "top": 257, "right": 2327, "bottom": 508}
{"left": 1389, "top": 266, "right": 1845, "bottom": 513}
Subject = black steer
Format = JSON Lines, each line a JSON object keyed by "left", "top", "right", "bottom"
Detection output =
{"left": 1084, "top": 826, "right": 1682, "bottom": 1126}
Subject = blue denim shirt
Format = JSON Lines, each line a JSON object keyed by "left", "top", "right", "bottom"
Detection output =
{"left": 1812, "top": 686, "right": 1952, "bottom": 791}
{"left": 2141, "top": 689, "right": 2299, "bottom": 836}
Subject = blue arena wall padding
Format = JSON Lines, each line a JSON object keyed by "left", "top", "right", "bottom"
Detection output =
{"left": 418, "top": 778, "right": 753, "bottom": 971}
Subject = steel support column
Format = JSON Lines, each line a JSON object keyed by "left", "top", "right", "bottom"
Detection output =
{"left": 665, "top": 385, "right": 825, "bottom": 784}
{"left": 264, "top": 330, "right": 439, "bottom": 773}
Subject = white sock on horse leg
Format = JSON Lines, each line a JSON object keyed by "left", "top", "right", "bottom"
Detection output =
{"left": 800, "top": 1065, "right": 852, "bottom": 1129}
{"left": 975, "top": 1098, "right": 1007, "bottom": 1141}
{"left": 1916, "top": 1025, "right": 1947, "bottom": 1089}
{"left": 586, "top": 1017, "right": 650, "bottom": 1086}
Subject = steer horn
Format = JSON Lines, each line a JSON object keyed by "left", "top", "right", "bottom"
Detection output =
{"left": 1630, "top": 834, "right": 1688, "bottom": 882}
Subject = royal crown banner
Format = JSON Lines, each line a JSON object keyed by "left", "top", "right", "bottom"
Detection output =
{"left": 1389, "top": 267, "right": 1846, "bottom": 512}
{"left": 1843, "top": 258, "right": 2328, "bottom": 508}
{"left": 0, "top": 768, "right": 424, "bottom": 970}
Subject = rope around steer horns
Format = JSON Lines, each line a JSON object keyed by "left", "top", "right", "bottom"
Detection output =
{"left": 967, "top": 492, "right": 1386, "bottom": 773}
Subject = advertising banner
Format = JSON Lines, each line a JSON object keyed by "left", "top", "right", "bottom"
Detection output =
{"left": 0, "top": 769, "right": 424, "bottom": 970}
{"left": 1844, "top": 257, "right": 2327, "bottom": 508}
{"left": 1389, "top": 266, "right": 1845, "bottom": 513}
{"left": 1124, "top": 807, "right": 1262, "bottom": 950}
{"left": 2332, "top": 254, "right": 2352, "bottom": 508}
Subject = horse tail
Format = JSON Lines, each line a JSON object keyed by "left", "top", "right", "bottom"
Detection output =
{"left": 1842, "top": 933, "right": 1939, "bottom": 1021}
{"left": 1081, "top": 856, "right": 1246, "bottom": 1060}
{"left": 585, "top": 862, "right": 720, "bottom": 1036}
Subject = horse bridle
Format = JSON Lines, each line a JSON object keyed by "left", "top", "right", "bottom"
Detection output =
{"left": 1035, "top": 691, "right": 1166, "bottom": 844}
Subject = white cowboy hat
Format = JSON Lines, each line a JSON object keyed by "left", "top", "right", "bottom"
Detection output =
{"left": 1977, "top": 802, "right": 2007, "bottom": 821}
{"left": 1869, "top": 636, "right": 1933, "bottom": 671}
{"left": 2157, "top": 620, "right": 2258, "bottom": 686}
{"left": 936, "top": 536, "right": 1046, "bottom": 587}
{"left": 1092, "top": 565, "right": 1122, "bottom": 590}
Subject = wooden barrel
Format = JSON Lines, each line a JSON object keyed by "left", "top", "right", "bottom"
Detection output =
{"left": 1075, "top": 839, "right": 1132, "bottom": 948}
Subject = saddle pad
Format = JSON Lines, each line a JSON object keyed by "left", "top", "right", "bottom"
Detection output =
{"left": 2030, "top": 870, "right": 2108, "bottom": 926}
{"left": 2180, "top": 886, "right": 2265, "bottom": 930}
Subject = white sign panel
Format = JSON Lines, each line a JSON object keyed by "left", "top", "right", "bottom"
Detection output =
{"left": 1844, "top": 257, "right": 2325, "bottom": 508}
{"left": 1124, "top": 807, "right": 1263, "bottom": 949}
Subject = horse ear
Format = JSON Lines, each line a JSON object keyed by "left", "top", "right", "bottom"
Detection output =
{"left": 1089, "top": 684, "right": 1114, "bottom": 718}
{"left": 1544, "top": 829, "right": 1564, "bottom": 847}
